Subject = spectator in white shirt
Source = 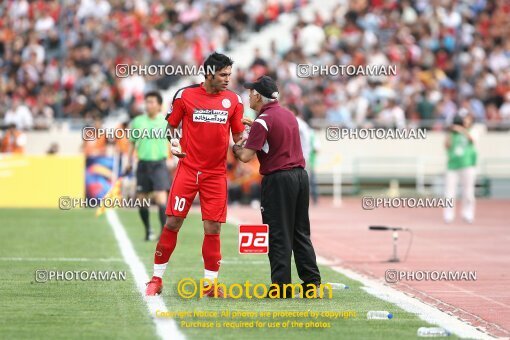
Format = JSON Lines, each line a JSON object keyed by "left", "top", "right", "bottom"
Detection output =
{"left": 500, "top": 93, "right": 510, "bottom": 121}
{"left": 4, "top": 98, "right": 34, "bottom": 130}
{"left": 378, "top": 99, "right": 406, "bottom": 129}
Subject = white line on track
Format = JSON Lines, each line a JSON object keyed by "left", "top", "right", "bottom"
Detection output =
{"left": 106, "top": 210, "right": 185, "bottom": 340}
{"left": 316, "top": 256, "right": 494, "bottom": 340}
{"left": 444, "top": 282, "right": 510, "bottom": 310}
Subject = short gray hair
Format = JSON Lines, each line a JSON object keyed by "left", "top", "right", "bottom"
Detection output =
{"left": 253, "top": 89, "right": 278, "bottom": 104}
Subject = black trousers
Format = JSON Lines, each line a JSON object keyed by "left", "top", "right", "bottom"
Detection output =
{"left": 261, "top": 167, "right": 321, "bottom": 286}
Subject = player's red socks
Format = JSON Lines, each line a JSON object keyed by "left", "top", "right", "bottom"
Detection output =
{"left": 202, "top": 234, "right": 221, "bottom": 279}
{"left": 152, "top": 230, "right": 221, "bottom": 281}
{"left": 153, "top": 228, "right": 178, "bottom": 278}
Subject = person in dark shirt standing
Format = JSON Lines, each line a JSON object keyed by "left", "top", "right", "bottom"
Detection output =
{"left": 233, "top": 76, "right": 321, "bottom": 297}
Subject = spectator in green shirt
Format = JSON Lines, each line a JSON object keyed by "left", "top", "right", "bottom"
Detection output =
{"left": 444, "top": 113, "right": 478, "bottom": 224}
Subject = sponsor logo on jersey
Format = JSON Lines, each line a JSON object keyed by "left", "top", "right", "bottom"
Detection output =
{"left": 192, "top": 109, "right": 228, "bottom": 124}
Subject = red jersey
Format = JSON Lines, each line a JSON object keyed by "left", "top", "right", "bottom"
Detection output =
{"left": 166, "top": 83, "right": 244, "bottom": 174}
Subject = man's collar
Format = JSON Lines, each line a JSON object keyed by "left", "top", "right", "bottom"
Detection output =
{"left": 259, "top": 101, "right": 279, "bottom": 114}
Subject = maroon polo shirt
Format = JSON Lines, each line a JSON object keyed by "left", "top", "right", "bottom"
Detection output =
{"left": 244, "top": 101, "right": 305, "bottom": 175}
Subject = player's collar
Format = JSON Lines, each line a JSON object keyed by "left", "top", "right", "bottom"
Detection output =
{"left": 200, "top": 82, "right": 223, "bottom": 96}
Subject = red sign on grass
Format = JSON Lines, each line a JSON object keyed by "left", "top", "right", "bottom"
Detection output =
{"left": 239, "top": 224, "right": 269, "bottom": 254}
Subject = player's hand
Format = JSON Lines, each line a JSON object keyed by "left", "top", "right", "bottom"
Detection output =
{"left": 241, "top": 117, "right": 253, "bottom": 126}
{"left": 236, "top": 136, "right": 248, "bottom": 147}
{"left": 170, "top": 138, "right": 186, "bottom": 158}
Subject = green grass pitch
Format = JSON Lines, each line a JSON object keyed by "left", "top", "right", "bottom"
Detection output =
{"left": 0, "top": 208, "right": 450, "bottom": 339}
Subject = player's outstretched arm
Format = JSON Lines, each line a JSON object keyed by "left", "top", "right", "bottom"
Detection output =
{"left": 233, "top": 137, "right": 256, "bottom": 163}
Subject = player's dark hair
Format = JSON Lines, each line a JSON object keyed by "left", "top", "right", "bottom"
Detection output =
{"left": 203, "top": 52, "right": 234, "bottom": 77}
{"left": 145, "top": 91, "right": 163, "bottom": 105}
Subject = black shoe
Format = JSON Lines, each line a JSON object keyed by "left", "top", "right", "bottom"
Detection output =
{"left": 264, "top": 284, "right": 294, "bottom": 299}
{"left": 298, "top": 281, "right": 322, "bottom": 299}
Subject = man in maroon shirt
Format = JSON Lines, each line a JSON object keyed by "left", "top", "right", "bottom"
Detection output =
{"left": 233, "top": 76, "right": 322, "bottom": 298}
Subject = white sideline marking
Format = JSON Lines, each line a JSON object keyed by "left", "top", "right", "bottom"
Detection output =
{"left": 316, "top": 256, "right": 494, "bottom": 340}
{"left": 0, "top": 257, "right": 123, "bottom": 262}
{"left": 106, "top": 210, "right": 185, "bottom": 340}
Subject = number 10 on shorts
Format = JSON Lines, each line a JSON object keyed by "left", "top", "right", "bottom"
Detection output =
{"left": 239, "top": 225, "right": 269, "bottom": 254}
{"left": 174, "top": 196, "right": 186, "bottom": 212}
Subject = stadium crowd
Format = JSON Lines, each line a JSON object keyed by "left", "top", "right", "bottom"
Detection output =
{"left": 0, "top": 0, "right": 306, "bottom": 134}
{"left": 226, "top": 0, "right": 510, "bottom": 130}
{"left": 2, "top": 0, "right": 510, "bottom": 154}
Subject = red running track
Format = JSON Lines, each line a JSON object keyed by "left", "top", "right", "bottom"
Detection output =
{"left": 228, "top": 197, "right": 510, "bottom": 338}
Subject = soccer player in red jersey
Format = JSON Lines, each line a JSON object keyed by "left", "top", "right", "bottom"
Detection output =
{"left": 146, "top": 53, "right": 245, "bottom": 297}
